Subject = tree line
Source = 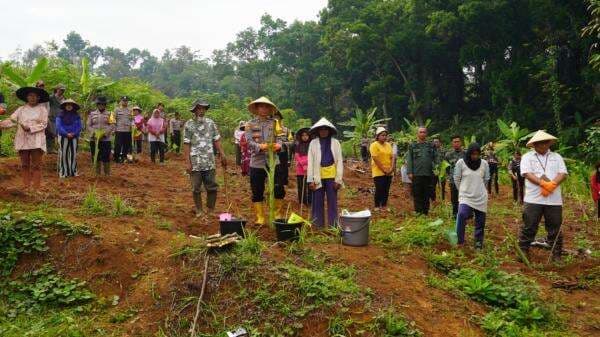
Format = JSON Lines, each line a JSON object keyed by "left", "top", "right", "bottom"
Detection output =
{"left": 4, "top": 0, "right": 599, "bottom": 150}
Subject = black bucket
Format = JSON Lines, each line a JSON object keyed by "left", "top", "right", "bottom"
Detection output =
{"left": 219, "top": 219, "right": 247, "bottom": 237}
{"left": 274, "top": 219, "right": 303, "bottom": 242}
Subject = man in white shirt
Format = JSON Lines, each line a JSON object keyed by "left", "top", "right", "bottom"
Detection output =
{"left": 519, "top": 130, "right": 568, "bottom": 262}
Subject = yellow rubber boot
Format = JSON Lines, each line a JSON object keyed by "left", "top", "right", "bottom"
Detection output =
{"left": 253, "top": 202, "right": 266, "bottom": 225}
{"left": 274, "top": 199, "right": 284, "bottom": 220}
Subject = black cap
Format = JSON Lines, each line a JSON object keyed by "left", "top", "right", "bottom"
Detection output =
{"left": 94, "top": 96, "right": 108, "bottom": 104}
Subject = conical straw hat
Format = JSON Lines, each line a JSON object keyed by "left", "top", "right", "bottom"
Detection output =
{"left": 526, "top": 130, "right": 557, "bottom": 147}
{"left": 247, "top": 96, "right": 278, "bottom": 115}
{"left": 309, "top": 117, "right": 337, "bottom": 136}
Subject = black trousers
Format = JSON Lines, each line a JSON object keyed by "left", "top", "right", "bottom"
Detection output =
{"left": 360, "top": 146, "right": 369, "bottom": 162}
{"left": 134, "top": 139, "right": 143, "bottom": 154}
{"left": 430, "top": 175, "right": 439, "bottom": 201}
{"left": 296, "top": 175, "right": 311, "bottom": 205}
{"left": 150, "top": 141, "right": 165, "bottom": 163}
{"left": 171, "top": 131, "right": 181, "bottom": 153}
{"left": 511, "top": 177, "right": 525, "bottom": 203}
{"left": 90, "top": 140, "right": 111, "bottom": 163}
{"left": 519, "top": 203, "right": 563, "bottom": 256}
{"left": 412, "top": 175, "right": 432, "bottom": 215}
{"left": 235, "top": 144, "right": 242, "bottom": 166}
{"left": 114, "top": 132, "right": 132, "bottom": 162}
{"left": 250, "top": 167, "right": 285, "bottom": 202}
{"left": 450, "top": 182, "right": 459, "bottom": 217}
{"left": 374, "top": 175, "right": 392, "bottom": 207}
{"left": 440, "top": 178, "right": 446, "bottom": 200}
{"left": 487, "top": 163, "right": 499, "bottom": 194}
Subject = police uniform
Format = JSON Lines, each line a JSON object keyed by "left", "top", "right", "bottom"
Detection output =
{"left": 87, "top": 105, "right": 115, "bottom": 175}
{"left": 114, "top": 106, "right": 133, "bottom": 163}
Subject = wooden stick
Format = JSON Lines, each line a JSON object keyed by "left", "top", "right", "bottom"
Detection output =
{"left": 190, "top": 251, "right": 210, "bottom": 337}
{"left": 299, "top": 176, "right": 306, "bottom": 217}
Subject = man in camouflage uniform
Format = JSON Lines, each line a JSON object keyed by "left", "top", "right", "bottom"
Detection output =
{"left": 113, "top": 96, "right": 133, "bottom": 163}
{"left": 406, "top": 127, "right": 440, "bottom": 215}
{"left": 444, "top": 135, "right": 465, "bottom": 217}
{"left": 183, "top": 100, "right": 227, "bottom": 217}
{"left": 245, "top": 97, "right": 284, "bottom": 225}
{"left": 47, "top": 83, "right": 66, "bottom": 154}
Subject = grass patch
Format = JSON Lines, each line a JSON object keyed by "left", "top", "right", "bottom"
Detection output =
{"left": 373, "top": 309, "right": 422, "bottom": 336}
{"left": 371, "top": 217, "right": 450, "bottom": 249}
{"left": 110, "top": 195, "right": 136, "bottom": 217}
{"left": 81, "top": 187, "right": 106, "bottom": 215}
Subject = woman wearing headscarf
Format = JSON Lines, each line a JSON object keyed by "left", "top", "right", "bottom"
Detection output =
{"left": 453, "top": 143, "right": 490, "bottom": 249}
{"left": 56, "top": 99, "right": 82, "bottom": 178}
{"left": 0, "top": 87, "right": 49, "bottom": 189}
{"left": 307, "top": 118, "right": 344, "bottom": 228}
{"left": 147, "top": 108, "right": 167, "bottom": 163}
{"left": 370, "top": 127, "right": 394, "bottom": 211}
{"left": 294, "top": 128, "right": 311, "bottom": 206}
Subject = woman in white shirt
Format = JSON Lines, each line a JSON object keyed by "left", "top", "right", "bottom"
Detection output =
{"left": 453, "top": 143, "right": 490, "bottom": 249}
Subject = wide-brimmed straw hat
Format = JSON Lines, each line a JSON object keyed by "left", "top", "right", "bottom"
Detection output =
{"left": 247, "top": 96, "right": 278, "bottom": 115}
{"left": 132, "top": 106, "right": 142, "bottom": 112}
{"left": 309, "top": 117, "right": 337, "bottom": 136}
{"left": 190, "top": 100, "right": 210, "bottom": 112}
{"left": 54, "top": 83, "right": 66, "bottom": 90}
{"left": 59, "top": 98, "right": 80, "bottom": 111}
{"left": 375, "top": 126, "right": 388, "bottom": 138}
{"left": 526, "top": 130, "right": 558, "bottom": 147}
{"left": 16, "top": 86, "right": 50, "bottom": 103}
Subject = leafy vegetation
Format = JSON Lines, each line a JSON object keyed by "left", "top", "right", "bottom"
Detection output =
{"left": 0, "top": 213, "right": 48, "bottom": 275}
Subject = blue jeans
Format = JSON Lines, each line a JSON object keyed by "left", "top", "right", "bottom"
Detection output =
{"left": 456, "top": 204, "right": 486, "bottom": 248}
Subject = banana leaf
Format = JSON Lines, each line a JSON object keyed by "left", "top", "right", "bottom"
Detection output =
{"left": 25, "top": 57, "right": 48, "bottom": 85}
{"left": 1, "top": 64, "right": 27, "bottom": 88}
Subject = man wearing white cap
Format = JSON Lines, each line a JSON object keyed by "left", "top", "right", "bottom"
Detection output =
{"left": 519, "top": 130, "right": 568, "bottom": 261}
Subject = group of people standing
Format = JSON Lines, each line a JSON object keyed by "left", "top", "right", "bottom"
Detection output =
{"left": 1, "top": 85, "right": 596, "bottom": 262}
{"left": 0, "top": 84, "right": 187, "bottom": 184}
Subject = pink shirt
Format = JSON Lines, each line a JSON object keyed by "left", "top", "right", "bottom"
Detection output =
{"left": 295, "top": 152, "right": 308, "bottom": 176}
{"left": 146, "top": 116, "right": 165, "bottom": 142}
{"left": 0, "top": 104, "right": 48, "bottom": 152}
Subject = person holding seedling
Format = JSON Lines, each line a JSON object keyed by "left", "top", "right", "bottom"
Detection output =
{"left": 183, "top": 100, "right": 226, "bottom": 217}
{"left": 370, "top": 127, "right": 394, "bottom": 212}
{"left": 453, "top": 143, "right": 490, "bottom": 249}
{"left": 170, "top": 111, "right": 184, "bottom": 154}
{"left": 518, "top": 130, "right": 568, "bottom": 262}
{"left": 444, "top": 135, "right": 465, "bottom": 217}
{"left": 113, "top": 96, "right": 133, "bottom": 163}
{"left": 47, "top": 83, "right": 66, "bottom": 154}
{"left": 55, "top": 99, "right": 82, "bottom": 178}
{"left": 274, "top": 110, "right": 293, "bottom": 210}
{"left": 245, "top": 97, "right": 284, "bottom": 225}
{"left": 87, "top": 96, "right": 115, "bottom": 176}
{"left": 147, "top": 108, "right": 167, "bottom": 163}
{"left": 0, "top": 86, "right": 49, "bottom": 190}
{"left": 132, "top": 106, "right": 145, "bottom": 154}
{"left": 293, "top": 128, "right": 312, "bottom": 206}
{"left": 508, "top": 151, "right": 525, "bottom": 204}
{"left": 307, "top": 118, "right": 344, "bottom": 228}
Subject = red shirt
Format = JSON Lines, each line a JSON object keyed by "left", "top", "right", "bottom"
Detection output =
{"left": 592, "top": 173, "right": 600, "bottom": 202}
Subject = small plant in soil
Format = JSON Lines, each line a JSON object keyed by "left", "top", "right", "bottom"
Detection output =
{"left": 81, "top": 187, "right": 106, "bottom": 215}
{"left": 373, "top": 309, "right": 422, "bottom": 336}
{"left": 111, "top": 195, "right": 136, "bottom": 217}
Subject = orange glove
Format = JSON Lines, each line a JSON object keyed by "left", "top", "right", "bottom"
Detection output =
{"left": 259, "top": 143, "right": 268, "bottom": 151}
{"left": 274, "top": 143, "right": 282, "bottom": 152}
{"left": 540, "top": 180, "right": 558, "bottom": 196}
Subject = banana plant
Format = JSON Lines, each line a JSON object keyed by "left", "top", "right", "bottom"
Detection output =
{"left": 1, "top": 57, "right": 48, "bottom": 88}
{"left": 495, "top": 119, "right": 534, "bottom": 159}
{"left": 341, "top": 107, "right": 389, "bottom": 156}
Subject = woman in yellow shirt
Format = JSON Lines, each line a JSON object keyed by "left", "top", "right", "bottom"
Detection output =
{"left": 370, "top": 127, "right": 394, "bottom": 211}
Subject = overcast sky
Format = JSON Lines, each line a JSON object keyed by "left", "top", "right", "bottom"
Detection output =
{"left": 0, "top": 0, "right": 327, "bottom": 60}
